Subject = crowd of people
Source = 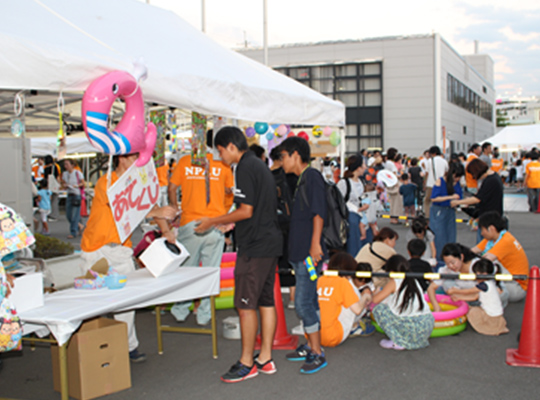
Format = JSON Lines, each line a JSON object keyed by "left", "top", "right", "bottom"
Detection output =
{"left": 24, "top": 135, "right": 534, "bottom": 383}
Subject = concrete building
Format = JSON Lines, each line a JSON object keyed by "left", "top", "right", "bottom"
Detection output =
{"left": 496, "top": 96, "right": 540, "bottom": 128}
{"left": 238, "top": 34, "right": 495, "bottom": 157}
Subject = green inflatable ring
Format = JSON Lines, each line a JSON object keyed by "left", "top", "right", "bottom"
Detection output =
{"left": 371, "top": 319, "right": 467, "bottom": 338}
{"left": 215, "top": 296, "right": 234, "bottom": 310}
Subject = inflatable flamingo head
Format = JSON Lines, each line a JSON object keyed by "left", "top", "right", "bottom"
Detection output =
{"left": 82, "top": 70, "right": 156, "bottom": 167}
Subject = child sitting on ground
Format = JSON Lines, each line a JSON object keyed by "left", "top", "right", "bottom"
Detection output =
{"left": 407, "top": 239, "right": 432, "bottom": 292}
{"left": 399, "top": 173, "right": 417, "bottom": 220}
{"left": 405, "top": 216, "right": 437, "bottom": 267}
{"left": 317, "top": 253, "right": 374, "bottom": 347}
{"left": 372, "top": 255, "right": 435, "bottom": 350}
{"left": 447, "top": 258, "right": 509, "bottom": 336}
{"left": 350, "top": 262, "right": 376, "bottom": 335}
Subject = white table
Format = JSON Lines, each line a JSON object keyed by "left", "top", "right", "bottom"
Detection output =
{"left": 19, "top": 267, "right": 220, "bottom": 400}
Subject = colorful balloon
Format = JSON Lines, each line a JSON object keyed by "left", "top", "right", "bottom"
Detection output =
{"left": 329, "top": 131, "right": 341, "bottom": 147}
{"left": 287, "top": 132, "right": 295, "bottom": 138}
{"left": 245, "top": 127, "right": 256, "bottom": 138}
{"left": 275, "top": 124, "right": 288, "bottom": 137}
{"left": 323, "top": 126, "right": 333, "bottom": 137}
{"left": 254, "top": 122, "right": 269, "bottom": 135}
{"left": 312, "top": 126, "right": 322, "bottom": 138}
{"left": 265, "top": 131, "right": 274, "bottom": 141}
{"left": 297, "top": 131, "right": 309, "bottom": 141}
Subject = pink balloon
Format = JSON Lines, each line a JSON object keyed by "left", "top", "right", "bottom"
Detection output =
{"left": 323, "top": 126, "right": 333, "bottom": 137}
{"left": 276, "top": 124, "right": 288, "bottom": 137}
{"left": 297, "top": 131, "right": 309, "bottom": 141}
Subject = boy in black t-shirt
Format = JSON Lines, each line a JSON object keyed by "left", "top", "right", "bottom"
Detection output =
{"left": 407, "top": 238, "right": 432, "bottom": 291}
{"left": 280, "top": 137, "right": 328, "bottom": 374}
{"left": 195, "top": 126, "right": 282, "bottom": 383}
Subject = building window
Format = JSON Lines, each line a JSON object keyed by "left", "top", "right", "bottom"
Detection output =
{"left": 336, "top": 93, "right": 358, "bottom": 107}
{"left": 289, "top": 68, "right": 310, "bottom": 79}
{"left": 278, "top": 61, "right": 383, "bottom": 154}
{"left": 335, "top": 65, "right": 357, "bottom": 77}
{"left": 447, "top": 73, "right": 492, "bottom": 122}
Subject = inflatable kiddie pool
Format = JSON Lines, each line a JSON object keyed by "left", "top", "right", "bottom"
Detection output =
{"left": 371, "top": 294, "right": 468, "bottom": 338}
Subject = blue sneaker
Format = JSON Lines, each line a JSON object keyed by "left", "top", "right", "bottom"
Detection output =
{"left": 350, "top": 320, "right": 376, "bottom": 337}
{"left": 300, "top": 351, "right": 327, "bottom": 374}
{"left": 285, "top": 344, "right": 311, "bottom": 362}
{"left": 129, "top": 349, "right": 147, "bottom": 363}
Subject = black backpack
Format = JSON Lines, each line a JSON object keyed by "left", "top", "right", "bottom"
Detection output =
{"left": 298, "top": 170, "right": 349, "bottom": 251}
{"left": 272, "top": 168, "right": 293, "bottom": 234}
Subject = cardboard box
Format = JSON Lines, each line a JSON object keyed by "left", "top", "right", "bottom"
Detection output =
{"left": 139, "top": 238, "right": 190, "bottom": 277}
{"left": 8, "top": 271, "right": 44, "bottom": 312}
{"left": 51, "top": 317, "right": 131, "bottom": 400}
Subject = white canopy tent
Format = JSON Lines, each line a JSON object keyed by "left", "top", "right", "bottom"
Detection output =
{"left": 482, "top": 124, "right": 540, "bottom": 152}
{"left": 0, "top": 0, "right": 345, "bottom": 127}
{"left": 31, "top": 136, "right": 97, "bottom": 157}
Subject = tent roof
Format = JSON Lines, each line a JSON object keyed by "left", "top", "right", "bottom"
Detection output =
{"left": 31, "top": 136, "right": 97, "bottom": 157}
{"left": 482, "top": 124, "right": 540, "bottom": 151}
{"left": 0, "top": 0, "right": 344, "bottom": 128}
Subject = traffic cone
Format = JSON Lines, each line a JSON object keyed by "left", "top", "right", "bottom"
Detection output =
{"left": 255, "top": 272, "right": 298, "bottom": 350}
{"left": 506, "top": 265, "right": 540, "bottom": 367}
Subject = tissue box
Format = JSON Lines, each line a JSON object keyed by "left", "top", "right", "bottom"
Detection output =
{"left": 138, "top": 238, "right": 189, "bottom": 278}
{"left": 8, "top": 271, "right": 44, "bottom": 312}
{"left": 51, "top": 317, "right": 131, "bottom": 400}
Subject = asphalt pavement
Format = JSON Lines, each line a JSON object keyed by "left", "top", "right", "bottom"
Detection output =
{"left": 1, "top": 197, "right": 538, "bottom": 400}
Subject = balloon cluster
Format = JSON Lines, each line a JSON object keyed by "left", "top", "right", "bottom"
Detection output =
{"left": 244, "top": 123, "right": 340, "bottom": 147}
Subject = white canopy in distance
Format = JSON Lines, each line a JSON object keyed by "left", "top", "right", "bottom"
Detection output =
{"left": 0, "top": 0, "right": 344, "bottom": 127}
{"left": 482, "top": 124, "right": 540, "bottom": 152}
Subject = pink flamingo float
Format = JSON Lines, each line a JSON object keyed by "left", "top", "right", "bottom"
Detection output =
{"left": 82, "top": 71, "right": 156, "bottom": 167}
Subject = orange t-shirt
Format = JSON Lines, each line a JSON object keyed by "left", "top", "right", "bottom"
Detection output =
{"left": 318, "top": 276, "right": 360, "bottom": 347}
{"left": 81, "top": 172, "right": 132, "bottom": 252}
{"left": 169, "top": 154, "right": 234, "bottom": 226}
{"left": 491, "top": 158, "right": 504, "bottom": 173}
{"left": 465, "top": 154, "right": 478, "bottom": 189}
{"left": 156, "top": 164, "right": 169, "bottom": 187}
{"left": 476, "top": 232, "right": 529, "bottom": 290}
{"left": 525, "top": 161, "right": 540, "bottom": 189}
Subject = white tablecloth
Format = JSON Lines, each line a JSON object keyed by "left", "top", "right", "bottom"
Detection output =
{"left": 19, "top": 267, "right": 220, "bottom": 346}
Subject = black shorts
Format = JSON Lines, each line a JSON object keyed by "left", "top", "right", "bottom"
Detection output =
{"left": 234, "top": 255, "right": 277, "bottom": 309}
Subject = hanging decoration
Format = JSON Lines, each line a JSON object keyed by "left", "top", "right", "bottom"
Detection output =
{"left": 81, "top": 70, "right": 157, "bottom": 167}
{"left": 254, "top": 122, "right": 269, "bottom": 135}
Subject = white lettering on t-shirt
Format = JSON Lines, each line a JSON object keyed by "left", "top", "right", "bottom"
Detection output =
{"left": 185, "top": 166, "right": 223, "bottom": 177}
{"left": 317, "top": 287, "right": 334, "bottom": 298}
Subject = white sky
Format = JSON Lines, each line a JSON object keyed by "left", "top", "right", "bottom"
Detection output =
{"left": 144, "top": 0, "right": 540, "bottom": 98}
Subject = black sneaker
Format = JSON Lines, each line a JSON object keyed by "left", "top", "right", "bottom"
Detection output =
{"left": 300, "top": 351, "right": 327, "bottom": 374}
{"left": 129, "top": 349, "right": 147, "bottom": 363}
{"left": 285, "top": 344, "right": 311, "bottom": 362}
{"left": 254, "top": 354, "right": 277, "bottom": 374}
{"left": 221, "top": 361, "right": 258, "bottom": 383}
